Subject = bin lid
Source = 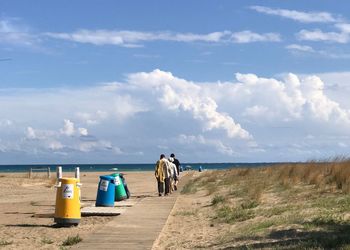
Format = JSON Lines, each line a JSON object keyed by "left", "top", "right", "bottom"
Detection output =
{"left": 99, "top": 175, "right": 115, "bottom": 181}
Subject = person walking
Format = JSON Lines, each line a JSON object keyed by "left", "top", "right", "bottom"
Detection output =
{"left": 170, "top": 153, "right": 180, "bottom": 190}
{"left": 163, "top": 157, "right": 172, "bottom": 196}
{"left": 155, "top": 154, "right": 166, "bottom": 196}
{"left": 168, "top": 157, "right": 178, "bottom": 192}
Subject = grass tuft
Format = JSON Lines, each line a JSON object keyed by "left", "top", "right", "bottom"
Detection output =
{"left": 181, "top": 178, "right": 198, "bottom": 194}
{"left": 62, "top": 234, "right": 82, "bottom": 246}
{"left": 241, "top": 200, "right": 259, "bottom": 210}
{"left": 0, "top": 240, "right": 13, "bottom": 246}
{"left": 175, "top": 210, "right": 197, "bottom": 216}
{"left": 41, "top": 237, "right": 54, "bottom": 244}
{"left": 215, "top": 205, "right": 254, "bottom": 223}
{"left": 211, "top": 195, "right": 226, "bottom": 206}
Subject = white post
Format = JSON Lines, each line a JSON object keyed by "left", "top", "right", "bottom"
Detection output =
{"left": 56, "top": 166, "right": 62, "bottom": 179}
{"left": 75, "top": 167, "right": 80, "bottom": 180}
{"left": 55, "top": 166, "right": 62, "bottom": 188}
{"left": 47, "top": 167, "right": 51, "bottom": 178}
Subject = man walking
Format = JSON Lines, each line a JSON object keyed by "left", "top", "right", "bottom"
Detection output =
{"left": 155, "top": 154, "right": 166, "bottom": 196}
{"left": 170, "top": 153, "right": 180, "bottom": 190}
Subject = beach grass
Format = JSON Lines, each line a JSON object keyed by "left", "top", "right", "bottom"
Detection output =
{"left": 0, "top": 240, "right": 13, "bottom": 246}
{"left": 180, "top": 158, "right": 350, "bottom": 249}
{"left": 41, "top": 237, "right": 54, "bottom": 244}
{"left": 62, "top": 234, "right": 82, "bottom": 246}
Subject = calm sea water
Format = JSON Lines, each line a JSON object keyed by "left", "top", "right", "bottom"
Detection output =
{"left": 0, "top": 162, "right": 281, "bottom": 173}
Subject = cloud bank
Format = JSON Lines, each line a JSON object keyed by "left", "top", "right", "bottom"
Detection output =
{"left": 1, "top": 70, "right": 350, "bottom": 163}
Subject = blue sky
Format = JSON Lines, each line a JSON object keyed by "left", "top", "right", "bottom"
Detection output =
{"left": 1, "top": 1, "right": 350, "bottom": 164}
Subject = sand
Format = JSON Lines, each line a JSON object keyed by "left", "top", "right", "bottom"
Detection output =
{"left": 0, "top": 171, "right": 158, "bottom": 249}
{"left": 152, "top": 171, "right": 220, "bottom": 250}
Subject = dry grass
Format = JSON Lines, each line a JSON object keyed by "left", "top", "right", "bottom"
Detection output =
{"left": 179, "top": 158, "right": 350, "bottom": 249}
{"left": 276, "top": 157, "right": 350, "bottom": 192}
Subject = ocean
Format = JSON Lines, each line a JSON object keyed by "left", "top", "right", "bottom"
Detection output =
{"left": 0, "top": 162, "right": 280, "bottom": 173}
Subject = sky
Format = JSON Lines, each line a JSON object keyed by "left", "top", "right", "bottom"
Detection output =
{"left": 1, "top": 0, "right": 350, "bottom": 164}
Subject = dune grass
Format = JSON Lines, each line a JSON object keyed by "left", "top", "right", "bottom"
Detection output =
{"left": 181, "top": 157, "right": 350, "bottom": 249}
{"left": 62, "top": 234, "right": 82, "bottom": 246}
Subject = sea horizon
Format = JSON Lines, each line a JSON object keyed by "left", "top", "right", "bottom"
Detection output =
{"left": 0, "top": 162, "right": 288, "bottom": 173}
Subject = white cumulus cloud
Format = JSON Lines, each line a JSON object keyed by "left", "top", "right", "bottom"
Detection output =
{"left": 60, "top": 119, "right": 75, "bottom": 136}
{"left": 1, "top": 69, "right": 350, "bottom": 163}
{"left": 78, "top": 127, "right": 88, "bottom": 136}
{"left": 127, "top": 69, "right": 252, "bottom": 139}
{"left": 26, "top": 127, "right": 37, "bottom": 139}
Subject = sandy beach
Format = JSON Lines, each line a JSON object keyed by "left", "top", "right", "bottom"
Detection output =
{"left": 0, "top": 171, "right": 160, "bottom": 249}
{"left": 2, "top": 162, "right": 350, "bottom": 249}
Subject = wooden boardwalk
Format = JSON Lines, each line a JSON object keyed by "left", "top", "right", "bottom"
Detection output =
{"left": 73, "top": 174, "right": 191, "bottom": 250}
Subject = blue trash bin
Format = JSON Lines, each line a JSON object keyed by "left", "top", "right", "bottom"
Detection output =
{"left": 96, "top": 175, "right": 115, "bottom": 207}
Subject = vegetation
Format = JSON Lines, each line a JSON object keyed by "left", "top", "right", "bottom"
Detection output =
{"left": 62, "top": 234, "right": 82, "bottom": 246}
{"left": 41, "top": 237, "right": 54, "bottom": 244}
{"left": 181, "top": 157, "right": 350, "bottom": 249}
{"left": 175, "top": 210, "right": 197, "bottom": 216}
{"left": 181, "top": 178, "right": 198, "bottom": 194}
{"left": 211, "top": 194, "right": 226, "bottom": 206}
{"left": 0, "top": 240, "right": 13, "bottom": 246}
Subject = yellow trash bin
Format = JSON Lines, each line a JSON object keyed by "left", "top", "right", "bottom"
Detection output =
{"left": 54, "top": 177, "right": 81, "bottom": 225}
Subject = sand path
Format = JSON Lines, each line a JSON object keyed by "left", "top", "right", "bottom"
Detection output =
{"left": 72, "top": 173, "right": 191, "bottom": 250}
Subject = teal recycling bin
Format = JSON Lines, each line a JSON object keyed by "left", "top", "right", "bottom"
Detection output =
{"left": 110, "top": 173, "right": 127, "bottom": 201}
{"left": 96, "top": 175, "right": 115, "bottom": 207}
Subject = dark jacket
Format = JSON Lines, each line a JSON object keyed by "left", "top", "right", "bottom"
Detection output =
{"left": 173, "top": 158, "right": 180, "bottom": 175}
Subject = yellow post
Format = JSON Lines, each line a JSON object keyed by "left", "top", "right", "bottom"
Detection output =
{"left": 54, "top": 177, "right": 81, "bottom": 225}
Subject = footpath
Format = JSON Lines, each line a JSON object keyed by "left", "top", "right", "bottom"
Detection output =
{"left": 73, "top": 173, "right": 191, "bottom": 250}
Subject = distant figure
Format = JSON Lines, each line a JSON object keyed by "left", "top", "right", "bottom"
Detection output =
{"left": 170, "top": 153, "right": 181, "bottom": 190}
{"left": 199, "top": 165, "right": 203, "bottom": 172}
{"left": 155, "top": 154, "right": 166, "bottom": 196}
